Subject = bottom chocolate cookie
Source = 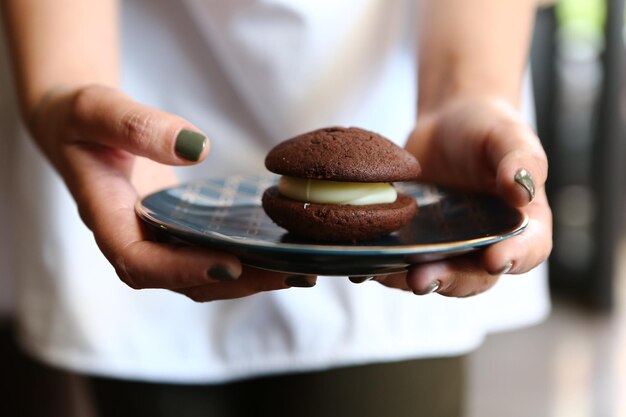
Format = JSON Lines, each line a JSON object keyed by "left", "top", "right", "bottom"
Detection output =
{"left": 262, "top": 186, "right": 418, "bottom": 242}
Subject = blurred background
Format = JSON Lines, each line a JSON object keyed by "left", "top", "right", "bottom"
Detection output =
{"left": 1, "top": 0, "right": 626, "bottom": 416}
{"left": 534, "top": 0, "right": 625, "bottom": 311}
{"left": 470, "top": 0, "right": 626, "bottom": 415}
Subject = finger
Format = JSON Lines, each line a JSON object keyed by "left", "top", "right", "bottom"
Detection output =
{"left": 115, "top": 240, "right": 244, "bottom": 290}
{"left": 374, "top": 273, "right": 411, "bottom": 291}
{"left": 66, "top": 85, "right": 209, "bottom": 164}
{"left": 406, "top": 192, "right": 552, "bottom": 296}
{"left": 406, "top": 255, "right": 501, "bottom": 298}
{"left": 176, "top": 270, "right": 317, "bottom": 302}
{"left": 481, "top": 190, "right": 553, "bottom": 275}
{"left": 485, "top": 117, "right": 548, "bottom": 206}
{"left": 68, "top": 150, "right": 243, "bottom": 290}
{"left": 408, "top": 99, "right": 548, "bottom": 205}
{"left": 376, "top": 254, "right": 500, "bottom": 298}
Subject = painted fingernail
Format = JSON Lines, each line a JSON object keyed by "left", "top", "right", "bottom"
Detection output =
{"left": 501, "top": 261, "right": 513, "bottom": 275}
{"left": 175, "top": 129, "right": 207, "bottom": 162}
{"left": 414, "top": 279, "right": 441, "bottom": 295}
{"left": 490, "top": 261, "right": 513, "bottom": 276}
{"left": 207, "top": 266, "right": 237, "bottom": 281}
{"left": 514, "top": 168, "right": 535, "bottom": 202}
{"left": 285, "top": 275, "right": 316, "bottom": 288}
{"left": 349, "top": 276, "right": 375, "bottom": 284}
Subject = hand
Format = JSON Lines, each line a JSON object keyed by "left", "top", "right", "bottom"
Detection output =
{"left": 375, "top": 97, "right": 552, "bottom": 297}
{"left": 31, "top": 84, "right": 315, "bottom": 301}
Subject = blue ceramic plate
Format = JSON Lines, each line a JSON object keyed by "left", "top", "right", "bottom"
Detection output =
{"left": 136, "top": 174, "right": 528, "bottom": 276}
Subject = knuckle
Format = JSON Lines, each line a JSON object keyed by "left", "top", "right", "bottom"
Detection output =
{"left": 113, "top": 255, "right": 142, "bottom": 290}
{"left": 118, "top": 110, "right": 157, "bottom": 152}
{"left": 69, "top": 84, "right": 107, "bottom": 124}
{"left": 112, "top": 242, "right": 154, "bottom": 290}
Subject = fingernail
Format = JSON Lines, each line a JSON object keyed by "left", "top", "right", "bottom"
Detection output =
{"left": 494, "top": 261, "right": 513, "bottom": 276}
{"left": 207, "top": 265, "right": 237, "bottom": 281}
{"left": 175, "top": 129, "right": 207, "bottom": 162}
{"left": 285, "top": 275, "right": 316, "bottom": 288}
{"left": 414, "top": 279, "right": 441, "bottom": 296}
{"left": 514, "top": 168, "right": 535, "bottom": 202}
{"left": 349, "top": 276, "right": 375, "bottom": 284}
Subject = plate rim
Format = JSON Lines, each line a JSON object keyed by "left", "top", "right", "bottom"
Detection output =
{"left": 135, "top": 181, "right": 529, "bottom": 256}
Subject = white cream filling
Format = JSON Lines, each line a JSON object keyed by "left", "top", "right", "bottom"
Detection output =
{"left": 277, "top": 176, "right": 397, "bottom": 206}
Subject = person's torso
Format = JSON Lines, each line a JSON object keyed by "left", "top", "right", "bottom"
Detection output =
{"left": 10, "top": 0, "right": 549, "bottom": 383}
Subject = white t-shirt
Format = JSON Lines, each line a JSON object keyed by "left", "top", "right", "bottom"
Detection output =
{"left": 4, "top": 0, "right": 549, "bottom": 383}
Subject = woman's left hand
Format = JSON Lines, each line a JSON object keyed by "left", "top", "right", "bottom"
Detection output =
{"left": 375, "top": 97, "right": 552, "bottom": 297}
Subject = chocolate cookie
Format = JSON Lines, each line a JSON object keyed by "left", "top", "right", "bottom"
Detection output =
{"left": 265, "top": 127, "right": 420, "bottom": 182}
{"left": 262, "top": 127, "right": 421, "bottom": 242}
{"left": 262, "top": 187, "right": 417, "bottom": 242}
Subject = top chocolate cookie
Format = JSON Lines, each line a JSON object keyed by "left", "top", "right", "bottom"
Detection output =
{"left": 265, "top": 127, "right": 421, "bottom": 182}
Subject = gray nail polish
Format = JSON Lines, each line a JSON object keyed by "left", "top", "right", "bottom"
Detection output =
{"left": 500, "top": 261, "right": 513, "bottom": 275}
{"left": 415, "top": 279, "right": 441, "bottom": 296}
{"left": 489, "top": 261, "right": 513, "bottom": 276}
{"left": 208, "top": 266, "right": 237, "bottom": 281}
{"left": 285, "top": 275, "right": 316, "bottom": 288}
{"left": 349, "top": 276, "right": 374, "bottom": 284}
{"left": 514, "top": 168, "right": 535, "bottom": 202}
{"left": 175, "top": 129, "right": 207, "bottom": 162}
{"left": 426, "top": 280, "right": 441, "bottom": 294}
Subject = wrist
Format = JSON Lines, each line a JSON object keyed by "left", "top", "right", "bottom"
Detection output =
{"left": 418, "top": 75, "right": 522, "bottom": 114}
{"left": 418, "top": 91, "right": 521, "bottom": 117}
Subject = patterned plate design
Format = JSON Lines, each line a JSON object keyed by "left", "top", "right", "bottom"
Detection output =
{"left": 136, "top": 175, "right": 528, "bottom": 276}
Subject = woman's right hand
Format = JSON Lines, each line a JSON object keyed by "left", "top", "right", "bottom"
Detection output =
{"left": 30, "top": 84, "right": 315, "bottom": 301}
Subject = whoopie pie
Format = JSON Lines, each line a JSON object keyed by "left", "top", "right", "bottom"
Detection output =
{"left": 262, "top": 127, "right": 421, "bottom": 242}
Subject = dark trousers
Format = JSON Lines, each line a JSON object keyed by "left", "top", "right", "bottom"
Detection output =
{"left": 90, "top": 356, "right": 465, "bottom": 417}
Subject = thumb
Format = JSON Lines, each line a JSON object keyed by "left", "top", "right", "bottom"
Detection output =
{"left": 485, "top": 117, "right": 548, "bottom": 207}
{"left": 66, "top": 85, "right": 208, "bottom": 164}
